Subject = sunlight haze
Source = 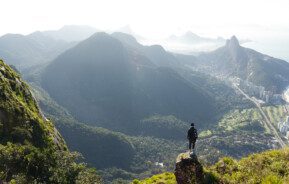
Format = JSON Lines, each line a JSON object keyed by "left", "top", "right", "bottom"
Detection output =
{"left": 1, "top": 0, "right": 289, "bottom": 39}
{"left": 2, "top": 1, "right": 289, "bottom": 183}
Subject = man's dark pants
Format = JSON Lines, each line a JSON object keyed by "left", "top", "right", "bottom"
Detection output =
{"left": 189, "top": 139, "right": 196, "bottom": 150}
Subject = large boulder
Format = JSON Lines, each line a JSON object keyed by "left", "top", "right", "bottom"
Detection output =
{"left": 174, "top": 152, "right": 204, "bottom": 184}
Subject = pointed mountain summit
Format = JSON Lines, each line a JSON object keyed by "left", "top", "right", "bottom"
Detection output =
{"left": 226, "top": 36, "right": 248, "bottom": 68}
{"left": 194, "top": 35, "right": 289, "bottom": 92}
{"left": 111, "top": 32, "right": 142, "bottom": 49}
{"left": 226, "top": 35, "right": 240, "bottom": 48}
{"left": 183, "top": 31, "right": 202, "bottom": 40}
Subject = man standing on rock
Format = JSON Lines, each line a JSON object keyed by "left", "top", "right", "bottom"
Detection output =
{"left": 187, "top": 123, "right": 198, "bottom": 152}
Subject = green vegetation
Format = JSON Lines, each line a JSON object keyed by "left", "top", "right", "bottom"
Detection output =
{"left": 0, "top": 143, "right": 101, "bottom": 183}
{"left": 206, "top": 148, "right": 289, "bottom": 183}
{"left": 180, "top": 69, "right": 253, "bottom": 114}
{"left": 25, "top": 32, "right": 289, "bottom": 182}
{"left": 199, "top": 130, "right": 212, "bottom": 138}
{"left": 31, "top": 82, "right": 186, "bottom": 182}
{"left": 136, "top": 148, "right": 289, "bottom": 184}
{"left": 190, "top": 104, "right": 289, "bottom": 165}
{"left": 32, "top": 79, "right": 284, "bottom": 182}
{"left": 40, "top": 32, "right": 220, "bottom": 134}
{"left": 31, "top": 83, "right": 136, "bottom": 170}
{"left": 193, "top": 106, "right": 284, "bottom": 164}
{"left": 132, "top": 172, "right": 176, "bottom": 184}
{"left": 217, "top": 108, "right": 264, "bottom": 132}
{"left": 262, "top": 105, "right": 288, "bottom": 127}
{"left": 0, "top": 59, "right": 57, "bottom": 148}
{"left": 139, "top": 115, "right": 190, "bottom": 140}
{"left": 0, "top": 59, "right": 101, "bottom": 183}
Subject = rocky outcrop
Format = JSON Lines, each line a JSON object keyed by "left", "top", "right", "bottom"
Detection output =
{"left": 174, "top": 152, "right": 204, "bottom": 184}
{"left": 225, "top": 35, "right": 240, "bottom": 49}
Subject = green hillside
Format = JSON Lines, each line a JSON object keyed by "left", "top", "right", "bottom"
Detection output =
{"left": 30, "top": 83, "right": 188, "bottom": 182}
{"left": 40, "top": 32, "right": 218, "bottom": 134}
{"left": 0, "top": 59, "right": 101, "bottom": 183}
{"left": 188, "top": 36, "right": 289, "bottom": 93}
{"left": 0, "top": 59, "right": 60, "bottom": 149}
{"left": 35, "top": 32, "right": 283, "bottom": 182}
{"left": 134, "top": 148, "right": 289, "bottom": 184}
{"left": 31, "top": 80, "right": 282, "bottom": 182}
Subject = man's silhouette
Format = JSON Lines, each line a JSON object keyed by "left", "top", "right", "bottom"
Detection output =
{"left": 187, "top": 123, "right": 198, "bottom": 152}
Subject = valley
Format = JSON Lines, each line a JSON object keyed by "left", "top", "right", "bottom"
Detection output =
{"left": 233, "top": 83, "right": 287, "bottom": 147}
{"left": 1, "top": 26, "right": 289, "bottom": 183}
{"left": 1, "top": 0, "right": 289, "bottom": 183}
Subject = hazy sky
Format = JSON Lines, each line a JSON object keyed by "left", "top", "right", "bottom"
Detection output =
{"left": 1, "top": 0, "right": 289, "bottom": 60}
{"left": 1, "top": 0, "right": 289, "bottom": 39}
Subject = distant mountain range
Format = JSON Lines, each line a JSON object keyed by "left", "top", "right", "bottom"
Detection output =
{"left": 2, "top": 26, "right": 289, "bottom": 182}
{"left": 183, "top": 36, "right": 289, "bottom": 93}
{"left": 161, "top": 31, "right": 251, "bottom": 54}
{"left": 0, "top": 25, "right": 99, "bottom": 70}
{"left": 167, "top": 31, "right": 226, "bottom": 44}
{"left": 0, "top": 32, "right": 72, "bottom": 70}
{"left": 40, "top": 32, "right": 219, "bottom": 133}
{"left": 37, "top": 32, "right": 262, "bottom": 179}
{"left": 42, "top": 25, "right": 99, "bottom": 42}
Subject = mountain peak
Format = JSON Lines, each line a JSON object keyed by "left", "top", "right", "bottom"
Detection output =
{"left": 111, "top": 32, "right": 141, "bottom": 48}
{"left": 84, "top": 32, "right": 118, "bottom": 44}
{"left": 226, "top": 35, "right": 240, "bottom": 48}
{"left": 183, "top": 31, "right": 200, "bottom": 39}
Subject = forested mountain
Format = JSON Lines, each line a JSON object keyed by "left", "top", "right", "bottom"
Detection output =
{"left": 0, "top": 59, "right": 101, "bottom": 183}
{"left": 3, "top": 29, "right": 289, "bottom": 183}
{"left": 0, "top": 32, "right": 73, "bottom": 70}
{"left": 1, "top": 0, "right": 289, "bottom": 182}
{"left": 31, "top": 83, "right": 187, "bottom": 182}
{"left": 35, "top": 32, "right": 279, "bottom": 182}
{"left": 188, "top": 36, "right": 289, "bottom": 93}
{"left": 112, "top": 32, "right": 180, "bottom": 67}
{"left": 0, "top": 25, "right": 99, "bottom": 71}
{"left": 40, "top": 32, "right": 219, "bottom": 134}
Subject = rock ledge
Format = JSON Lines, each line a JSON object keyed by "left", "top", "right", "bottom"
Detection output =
{"left": 174, "top": 152, "right": 204, "bottom": 184}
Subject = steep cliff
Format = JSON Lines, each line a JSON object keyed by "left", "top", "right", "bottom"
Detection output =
{"left": 0, "top": 59, "right": 101, "bottom": 183}
{"left": 0, "top": 59, "right": 63, "bottom": 148}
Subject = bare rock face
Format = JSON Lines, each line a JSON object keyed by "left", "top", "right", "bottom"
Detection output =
{"left": 174, "top": 152, "right": 204, "bottom": 184}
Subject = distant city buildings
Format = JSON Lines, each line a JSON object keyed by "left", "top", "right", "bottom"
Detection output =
{"left": 230, "top": 77, "right": 289, "bottom": 139}
{"left": 231, "top": 77, "right": 283, "bottom": 105}
{"left": 278, "top": 116, "right": 289, "bottom": 139}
